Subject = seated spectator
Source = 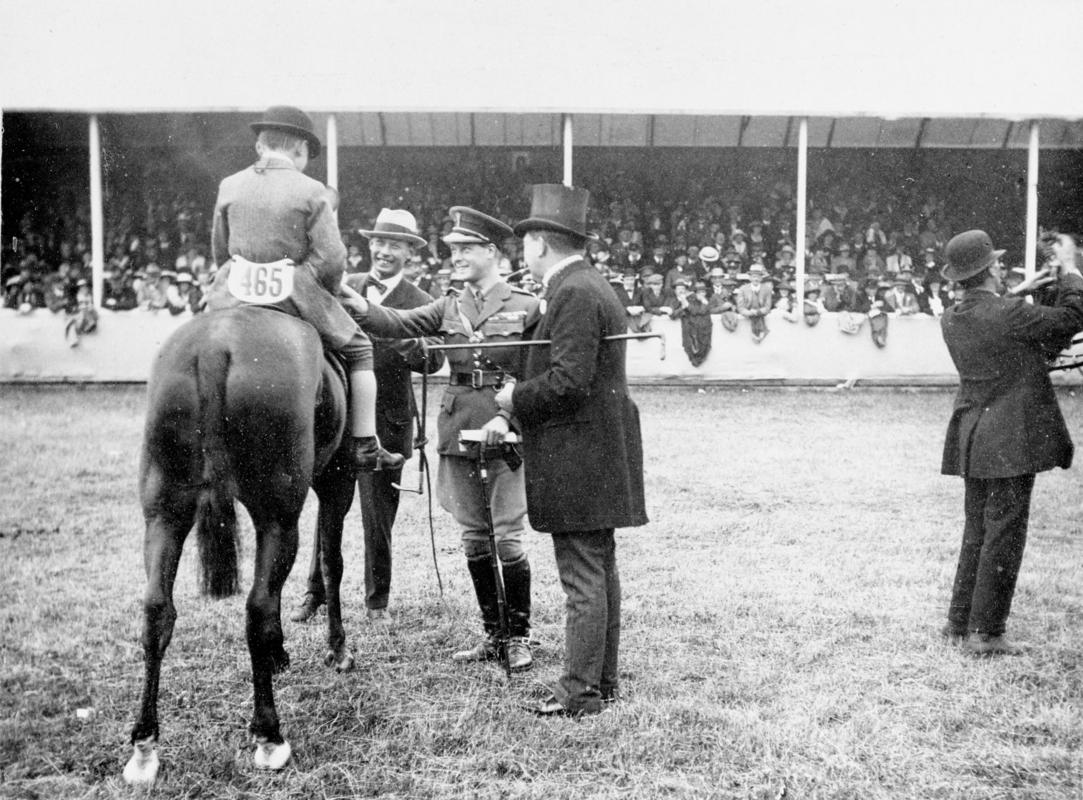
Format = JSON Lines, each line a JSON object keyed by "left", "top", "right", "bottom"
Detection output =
{"left": 664, "top": 253, "right": 699, "bottom": 295}
{"left": 822, "top": 271, "right": 857, "bottom": 312}
{"left": 858, "top": 278, "right": 890, "bottom": 347}
{"left": 103, "top": 269, "right": 139, "bottom": 311}
{"left": 138, "top": 264, "right": 167, "bottom": 310}
{"left": 862, "top": 245, "right": 886, "bottom": 276}
{"left": 736, "top": 264, "right": 773, "bottom": 344}
{"left": 774, "top": 281, "right": 799, "bottom": 323}
{"left": 708, "top": 272, "right": 740, "bottom": 333}
{"left": 803, "top": 282, "right": 824, "bottom": 326}
{"left": 885, "top": 243, "right": 913, "bottom": 276}
{"left": 614, "top": 272, "right": 650, "bottom": 332}
{"left": 832, "top": 242, "right": 857, "bottom": 274}
{"left": 883, "top": 274, "right": 920, "bottom": 315}
{"left": 640, "top": 272, "right": 672, "bottom": 317}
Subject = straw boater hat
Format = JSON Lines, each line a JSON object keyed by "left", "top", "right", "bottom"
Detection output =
{"left": 359, "top": 209, "right": 427, "bottom": 247}
{"left": 442, "top": 206, "right": 513, "bottom": 246}
{"left": 513, "top": 184, "right": 595, "bottom": 245}
{"left": 699, "top": 246, "right": 721, "bottom": 264}
{"left": 941, "top": 230, "right": 1005, "bottom": 282}
{"left": 250, "top": 106, "right": 322, "bottom": 159}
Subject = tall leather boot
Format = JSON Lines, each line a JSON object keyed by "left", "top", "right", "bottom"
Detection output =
{"left": 452, "top": 556, "right": 501, "bottom": 663}
{"left": 501, "top": 556, "right": 534, "bottom": 672}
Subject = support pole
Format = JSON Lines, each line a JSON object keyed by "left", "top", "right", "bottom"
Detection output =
{"left": 326, "top": 114, "right": 339, "bottom": 225}
{"left": 1024, "top": 120, "right": 1039, "bottom": 279}
{"left": 562, "top": 114, "right": 573, "bottom": 187}
{"left": 795, "top": 117, "right": 808, "bottom": 310}
{"left": 89, "top": 114, "right": 105, "bottom": 309}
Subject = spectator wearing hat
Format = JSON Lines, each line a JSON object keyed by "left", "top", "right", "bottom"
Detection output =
{"left": 885, "top": 243, "right": 913, "bottom": 276}
{"left": 640, "top": 272, "right": 672, "bottom": 317}
{"left": 664, "top": 253, "right": 698, "bottom": 296}
{"left": 857, "top": 278, "right": 890, "bottom": 347}
{"left": 803, "top": 281, "right": 824, "bottom": 327}
{"left": 822, "top": 270, "right": 857, "bottom": 312}
{"left": 736, "top": 264, "right": 773, "bottom": 343}
{"left": 707, "top": 270, "right": 740, "bottom": 333}
{"left": 613, "top": 272, "right": 650, "bottom": 333}
{"left": 940, "top": 230, "right": 1083, "bottom": 655}
{"left": 294, "top": 206, "right": 447, "bottom": 626}
{"left": 831, "top": 242, "right": 857, "bottom": 275}
{"left": 205, "top": 105, "right": 401, "bottom": 474}
{"left": 495, "top": 184, "right": 647, "bottom": 716}
{"left": 884, "top": 275, "right": 920, "bottom": 315}
{"left": 773, "top": 280, "right": 799, "bottom": 324}
{"left": 670, "top": 277, "right": 713, "bottom": 367}
{"left": 342, "top": 205, "right": 540, "bottom": 671}
{"left": 138, "top": 264, "right": 167, "bottom": 310}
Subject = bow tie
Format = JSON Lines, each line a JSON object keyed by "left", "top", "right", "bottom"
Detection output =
{"left": 368, "top": 277, "right": 387, "bottom": 294}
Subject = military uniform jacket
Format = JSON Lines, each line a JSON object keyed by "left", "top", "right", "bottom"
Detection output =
{"left": 206, "top": 158, "right": 357, "bottom": 349}
{"left": 512, "top": 259, "right": 648, "bottom": 533}
{"left": 940, "top": 274, "right": 1083, "bottom": 478}
{"left": 358, "top": 282, "right": 541, "bottom": 457}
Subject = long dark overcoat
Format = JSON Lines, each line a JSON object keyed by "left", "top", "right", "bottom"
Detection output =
{"left": 512, "top": 259, "right": 648, "bottom": 532}
{"left": 940, "top": 274, "right": 1083, "bottom": 478}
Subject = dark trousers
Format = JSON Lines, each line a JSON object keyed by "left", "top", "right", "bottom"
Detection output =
{"left": 305, "top": 466, "right": 403, "bottom": 611}
{"left": 948, "top": 474, "right": 1035, "bottom": 636}
{"left": 551, "top": 529, "right": 620, "bottom": 714}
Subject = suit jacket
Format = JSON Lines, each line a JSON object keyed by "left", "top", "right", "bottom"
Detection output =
{"left": 736, "top": 283, "right": 773, "bottom": 315}
{"left": 343, "top": 272, "right": 445, "bottom": 455}
{"left": 512, "top": 259, "right": 648, "bottom": 532}
{"left": 206, "top": 158, "right": 357, "bottom": 349}
{"left": 940, "top": 274, "right": 1083, "bottom": 478}
{"left": 884, "top": 287, "right": 920, "bottom": 314}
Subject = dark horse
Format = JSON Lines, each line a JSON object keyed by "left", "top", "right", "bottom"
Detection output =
{"left": 124, "top": 304, "right": 358, "bottom": 783}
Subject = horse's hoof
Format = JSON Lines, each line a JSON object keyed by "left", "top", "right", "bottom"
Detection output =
{"left": 324, "top": 649, "right": 355, "bottom": 672}
{"left": 122, "top": 737, "right": 160, "bottom": 785}
{"left": 253, "top": 737, "right": 292, "bottom": 771}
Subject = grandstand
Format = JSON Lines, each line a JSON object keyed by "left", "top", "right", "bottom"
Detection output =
{"left": 2, "top": 0, "right": 1082, "bottom": 383}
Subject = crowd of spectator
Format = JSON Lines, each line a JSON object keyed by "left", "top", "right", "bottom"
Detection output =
{"left": 0, "top": 147, "right": 1031, "bottom": 363}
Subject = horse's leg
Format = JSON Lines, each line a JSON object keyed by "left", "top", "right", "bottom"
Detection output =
{"left": 125, "top": 478, "right": 196, "bottom": 785}
{"left": 313, "top": 464, "right": 356, "bottom": 672}
{"left": 246, "top": 506, "right": 300, "bottom": 770}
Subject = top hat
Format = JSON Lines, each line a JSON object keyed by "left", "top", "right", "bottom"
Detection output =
{"left": 442, "top": 206, "right": 514, "bottom": 246}
{"left": 942, "top": 230, "right": 1005, "bottom": 282}
{"left": 250, "top": 106, "right": 322, "bottom": 159}
{"left": 359, "top": 209, "right": 427, "bottom": 246}
{"left": 514, "top": 184, "right": 594, "bottom": 243}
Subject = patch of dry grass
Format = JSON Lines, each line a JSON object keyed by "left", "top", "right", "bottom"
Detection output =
{"left": 1, "top": 385, "right": 1082, "bottom": 799}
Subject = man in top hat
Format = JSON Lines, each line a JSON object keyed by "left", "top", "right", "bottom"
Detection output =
{"left": 940, "top": 230, "right": 1083, "bottom": 655}
{"left": 291, "top": 207, "right": 446, "bottom": 625}
{"left": 205, "top": 105, "right": 401, "bottom": 473}
{"left": 339, "top": 207, "right": 540, "bottom": 670}
{"left": 494, "top": 184, "right": 648, "bottom": 716}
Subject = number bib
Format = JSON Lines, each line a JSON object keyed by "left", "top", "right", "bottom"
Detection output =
{"left": 227, "top": 257, "right": 295, "bottom": 304}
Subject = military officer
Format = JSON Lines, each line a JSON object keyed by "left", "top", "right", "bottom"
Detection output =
{"left": 342, "top": 207, "right": 541, "bottom": 672}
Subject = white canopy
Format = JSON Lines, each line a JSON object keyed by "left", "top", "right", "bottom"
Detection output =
{"left": 3, "top": 0, "right": 1082, "bottom": 121}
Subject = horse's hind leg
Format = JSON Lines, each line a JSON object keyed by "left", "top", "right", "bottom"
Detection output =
{"left": 313, "top": 465, "right": 356, "bottom": 672}
{"left": 125, "top": 473, "right": 197, "bottom": 784}
{"left": 246, "top": 507, "right": 301, "bottom": 770}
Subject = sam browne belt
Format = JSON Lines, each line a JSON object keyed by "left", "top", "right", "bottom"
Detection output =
{"left": 449, "top": 370, "right": 505, "bottom": 389}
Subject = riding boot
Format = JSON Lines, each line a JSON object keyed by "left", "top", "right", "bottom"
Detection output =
{"left": 452, "top": 556, "right": 501, "bottom": 663}
{"left": 501, "top": 556, "right": 534, "bottom": 672}
{"left": 347, "top": 436, "right": 405, "bottom": 473}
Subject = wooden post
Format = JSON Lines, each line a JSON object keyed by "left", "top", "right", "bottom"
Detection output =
{"left": 89, "top": 114, "right": 105, "bottom": 309}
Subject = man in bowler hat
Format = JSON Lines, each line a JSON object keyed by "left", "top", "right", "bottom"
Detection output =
{"left": 495, "top": 184, "right": 648, "bottom": 715}
{"left": 940, "top": 229, "right": 1083, "bottom": 655}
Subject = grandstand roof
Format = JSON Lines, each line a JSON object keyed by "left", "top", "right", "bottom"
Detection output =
{"left": 3, "top": 0, "right": 1081, "bottom": 123}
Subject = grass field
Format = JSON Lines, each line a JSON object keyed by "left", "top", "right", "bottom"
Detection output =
{"left": 1, "top": 384, "right": 1082, "bottom": 799}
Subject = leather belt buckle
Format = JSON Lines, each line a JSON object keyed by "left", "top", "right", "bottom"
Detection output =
{"left": 471, "top": 369, "right": 485, "bottom": 389}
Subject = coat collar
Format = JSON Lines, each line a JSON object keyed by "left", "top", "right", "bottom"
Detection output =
{"left": 544, "top": 256, "right": 588, "bottom": 297}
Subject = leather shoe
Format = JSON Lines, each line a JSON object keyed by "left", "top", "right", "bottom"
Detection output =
{"left": 940, "top": 623, "right": 967, "bottom": 641}
{"left": 289, "top": 593, "right": 323, "bottom": 623}
{"left": 506, "top": 637, "right": 533, "bottom": 672}
{"left": 963, "top": 632, "right": 1024, "bottom": 656}
{"left": 525, "top": 695, "right": 577, "bottom": 717}
{"left": 452, "top": 635, "right": 499, "bottom": 663}
{"left": 348, "top": 437, "right": 405, "bottom": 473}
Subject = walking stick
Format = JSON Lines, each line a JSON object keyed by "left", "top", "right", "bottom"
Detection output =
{"left": 459, "top": 429, "right": 516, "bottom": 679}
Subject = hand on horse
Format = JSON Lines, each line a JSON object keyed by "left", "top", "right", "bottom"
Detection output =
{"left": 339, "top": 279, "right": 369, "bottom": 316}
{"left": 494, "top": 381, "right": 515, "bottom": 414}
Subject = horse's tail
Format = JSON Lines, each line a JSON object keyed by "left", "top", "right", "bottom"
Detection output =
{"left": 194, "top": 346, "right": 240, "bottom": 598}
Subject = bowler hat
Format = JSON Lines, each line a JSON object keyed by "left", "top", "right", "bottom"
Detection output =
{"left": 359, "top": 209, "right": 427, "bottom": 246}
{"left": 443, "top": 206, "right": 513, "bottom": 245}
{"left": 942, "top": 230, "right": 1005, "bottom": 282}
{"left": 514, "top": 184, "right": 594, "bottom": 244}
{"left": 250, "top": 106, "right": 322, "bottom": 159}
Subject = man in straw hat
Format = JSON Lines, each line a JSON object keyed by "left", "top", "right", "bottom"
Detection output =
{"left": 494, "top": 184, "right": 648, "bottom": 715}
{"left": 339, "top": 206, "right": 541, "bottom": 669}
{"left": 292, "top": 207, "right": 446, "bottom": 625}
{"left": 206, "top": 105, "right": 402, "bottom": 473}
{"left": 939, "top": 229, "right": 1083, "bottom": 655}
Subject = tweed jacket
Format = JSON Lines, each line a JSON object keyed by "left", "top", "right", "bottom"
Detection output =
{"left": 511, "top": 259, "right": 648, "bottom": 533}
{"left": 940, "top": 274, "right": 1083, "bottom": 478}
{"left": 206, "top": 158, "right": 357, "bottom": 349}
